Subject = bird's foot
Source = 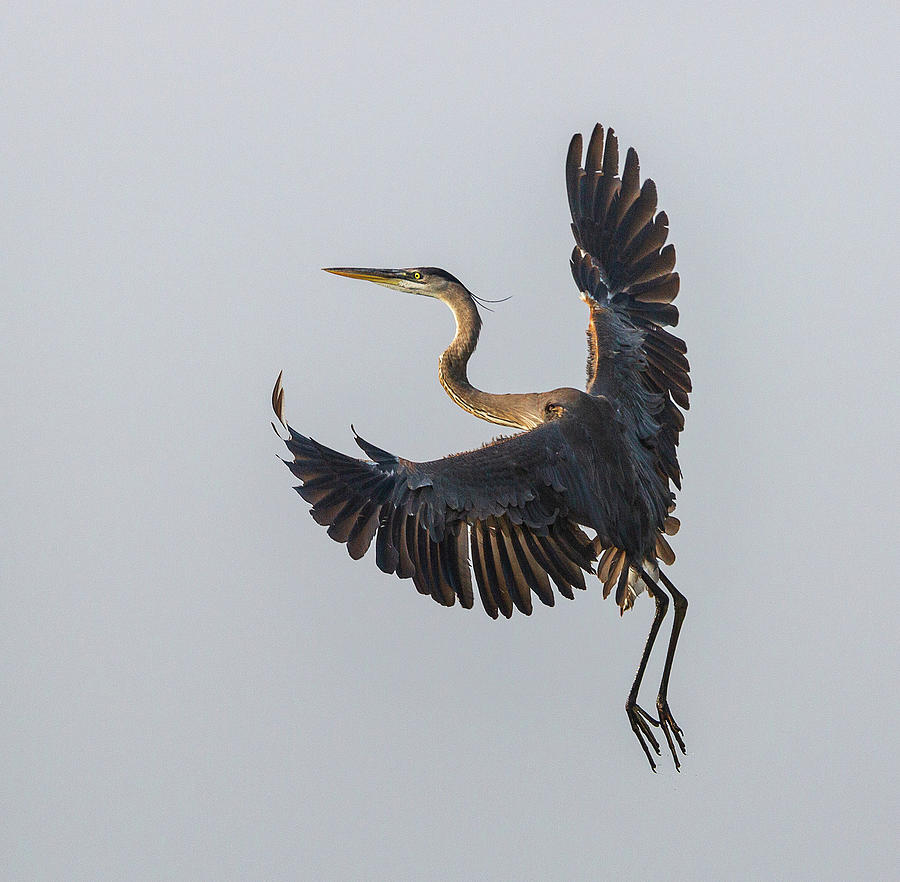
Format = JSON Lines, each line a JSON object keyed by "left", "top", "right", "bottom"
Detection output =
{"left": 656, "top": 697, "right": 686, "bottom": 770}
{"left": 626, "top": 701, "right": 662, "bottom": 772}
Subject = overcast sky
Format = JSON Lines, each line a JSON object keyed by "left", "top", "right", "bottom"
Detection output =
{"left": 3, "top": 1, "right": 898, "bottom": 879}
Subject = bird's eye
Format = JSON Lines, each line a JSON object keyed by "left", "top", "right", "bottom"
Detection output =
{"left": 412, "top": 271, "right": 422, "bottom": 280}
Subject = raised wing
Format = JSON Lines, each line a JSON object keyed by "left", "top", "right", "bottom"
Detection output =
{"left": 276, "top": 397, "right": 656, "bottom": 619}
{"left": 566, "top": 125, "right": 690, "bottom": 491}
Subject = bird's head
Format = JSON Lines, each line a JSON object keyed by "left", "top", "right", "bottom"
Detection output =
{"left": 322, "top": 266, "right": 464, "bottom": 298}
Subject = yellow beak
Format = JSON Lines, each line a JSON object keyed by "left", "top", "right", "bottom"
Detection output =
{"left": 322, "top": 267, "right": 405, "bottom": 287}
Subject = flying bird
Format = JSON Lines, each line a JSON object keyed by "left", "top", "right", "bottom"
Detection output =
{"left": 272, "top": 124, "right": 691, "bottom": 770}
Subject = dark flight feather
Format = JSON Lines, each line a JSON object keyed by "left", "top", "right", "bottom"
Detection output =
{"left": 484, "top": 523, "right": 514, "bottom": 618}
{"left": 508, "top": 524, "right": 554, "bottom": 607}
{"left": 470, "top": 521, "right": 498, "bottom": 619}
{"left": 496, "top": 521, "right": 533, "bottom": 615}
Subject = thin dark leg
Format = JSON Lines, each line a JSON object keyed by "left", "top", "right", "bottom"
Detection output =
{"left": 625, "top": 568, "right": 668, "bottom": 772}
{"left": 654, "top": 569, "right": 688, "bottom": 767}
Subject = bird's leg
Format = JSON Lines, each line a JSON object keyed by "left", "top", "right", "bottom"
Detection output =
{"left": 624, "top": 567, "right": 668, "bottom": 772}
{"left": 654, "top": 569, "right": 688, "bottom": 768}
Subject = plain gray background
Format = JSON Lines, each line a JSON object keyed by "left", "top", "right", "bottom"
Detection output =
{"left": 3, "top": 1, "right": 898, "bottom": 879}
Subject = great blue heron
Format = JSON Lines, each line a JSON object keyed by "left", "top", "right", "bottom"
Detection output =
{"left": 272, "top": 124, "right": 691, "bottom": 771}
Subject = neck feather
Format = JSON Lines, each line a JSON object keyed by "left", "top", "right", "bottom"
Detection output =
{"left": 436, "top": 287, "right": 541, "bottom": 429}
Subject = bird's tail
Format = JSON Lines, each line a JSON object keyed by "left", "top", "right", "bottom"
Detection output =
{"left": 595, "top": 528, "right": 678, "bottom": 613}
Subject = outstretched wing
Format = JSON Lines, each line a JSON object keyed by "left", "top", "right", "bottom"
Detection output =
{"left": 276, "top": 397, "right": 651, "bottom": 619}
{"left": 566, "top": 125, "right": 690, "bottom": 491}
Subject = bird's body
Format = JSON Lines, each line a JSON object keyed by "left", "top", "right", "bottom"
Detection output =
{"left": 273, "top": 125, "right": 691, "bottom": 770}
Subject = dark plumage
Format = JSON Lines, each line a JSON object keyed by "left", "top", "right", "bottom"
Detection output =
{"left": 272, "top": 124, "right": 692, "bottom": 771}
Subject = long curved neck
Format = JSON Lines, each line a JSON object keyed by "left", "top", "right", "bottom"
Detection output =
{"left": 436, "top": 287, "right": 541, "bottom": 429}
